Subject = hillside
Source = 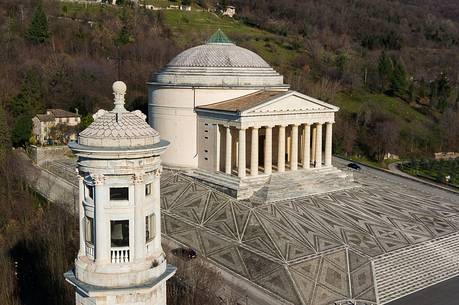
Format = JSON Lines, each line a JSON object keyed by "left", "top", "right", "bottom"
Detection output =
{"left": 0, "top": 0, "right": 458, "bottom": 163}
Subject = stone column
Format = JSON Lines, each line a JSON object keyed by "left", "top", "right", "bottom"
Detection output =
{"left": 215, "top": 124, "right": 221, "bottom": 172}
{"left": 315, "top": 123, "right": 322, "bottom": 168}
{"left": 311, "top": 125, "right": 317, "bottom": 163}
{"left": 225, "top": 126, "right": 232, "bottom": 175}
{"left": 278, "top": 125, "right": 286, "bottom": 172}
{"left": 250, "top": 127, "right": 259, "bottom": 176}
{"left": 291, "top": 124, "right": 299, "bottom": 170}
{"left": 238, "top": 128, "right": 246, "bottom": 178}
{"left": 303, "top": 123, "right": 311, "bottom": 169}
{"left": 133, "top": 173, "right": 145, "bottom": 261}
{"left": 78, "top": 176, "right": 85, "bottom": 257}
{"left": 325, "top": 122, "right": 333, "bottom": 167}
{"left": 94, "top": 174, "right": 109, "bottom": 263}
{"left": 264, "top": 126, "right": 272, "bottom": 174}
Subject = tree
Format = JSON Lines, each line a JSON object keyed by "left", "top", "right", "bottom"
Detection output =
{"left": 219, "top": 0, "right": 228, "bottom": 9}
{"left": 114, "top": 9, "right": 134, "bottom": 47}
{"left": 436, "top": 73, "right": 451, "bottom": 112}
{"left": 79, "top": 115, "right": 94, "bottom": 131}
{"left": 0, "top": 106, "right": 11, "bottom": 161}
{"left": 388, "top": 58, "right": 408, "bottom": 98}
{"left": 11, "top": 115, "right": 32, "bottom": 147}
{"left": 10, "top": 70, "right": 45, "bottom": 118}
{"left": 25, "top": 2, "right": 50, "bottom": 44}
{"left": 377, "top": 52, "right": 392, "bottom": 92}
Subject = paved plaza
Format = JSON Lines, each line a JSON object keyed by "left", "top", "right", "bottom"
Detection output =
{"left": 160, "top": 161, "right": 459, "bottom": 305}
{"left": 41, "top": 157, "right": 459, "bottom": 305}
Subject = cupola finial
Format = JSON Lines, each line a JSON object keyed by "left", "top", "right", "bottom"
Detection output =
{"left": 113, "top": 81, "right": 127, "bottom": 113}
{"left": 207, "top": 29, "right": 233, "bottom": 44}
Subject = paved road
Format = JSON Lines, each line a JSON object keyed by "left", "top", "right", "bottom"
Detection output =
{"left": 333, "top": 157, "right": 459, "bottom": 202}
{"left": 387, "top": 275, "right": 459, "bottom": 305}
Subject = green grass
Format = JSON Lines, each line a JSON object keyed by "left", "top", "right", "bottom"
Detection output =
{"left": 142, "top": 0, "right": 176, "bottom": 7}
{"left": 334, "top": 90, "right": 432, "bottom": 132}
{"left": 400, "top": 159, "right": 459, "bottom": 186}
{"left": 343, "top": 155, "right": 400, "bottom": 169}
{"left": 161, "top": 10, "right": 300, "bottom": 69}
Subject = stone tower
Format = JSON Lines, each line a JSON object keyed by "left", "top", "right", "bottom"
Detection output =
{"left": 65, "top": 81, "right": 175, "bottom": 305}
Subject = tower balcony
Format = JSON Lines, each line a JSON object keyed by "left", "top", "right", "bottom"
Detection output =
{"left": 110, "top": 246, "right": 131, "bottom": 263}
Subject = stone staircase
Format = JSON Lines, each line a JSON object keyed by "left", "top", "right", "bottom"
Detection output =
{"left": 373, "top": 232, "right": 459, "bottom": 304}
{"left": 186, "top": 166, "right": 356, "bottom": 202}
{"left": 252, "top": 166, "right": 356, "bottom": 202}
{"left": 184, "top": 169, "right": 270, "bottom": 199}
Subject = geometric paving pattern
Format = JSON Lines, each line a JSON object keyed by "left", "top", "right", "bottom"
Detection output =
{"left": 44, "top": 158, "right": 459, "bottom": 305}
{"left": 160, "top": 167, "right": 459, "bottom": 305}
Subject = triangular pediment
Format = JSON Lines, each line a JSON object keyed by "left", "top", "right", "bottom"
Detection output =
{"left": 242, "top": 91, "right": 338, "bottom": 115}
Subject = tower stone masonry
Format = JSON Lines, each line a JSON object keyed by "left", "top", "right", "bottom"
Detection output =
{"left": 65, "top": 81, "right": 175, "bottom": 305}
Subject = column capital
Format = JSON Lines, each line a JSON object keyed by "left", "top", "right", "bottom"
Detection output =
{"left": 133, "top": 173, "right": 144, "bottom": 184}
{"left": 154, "top": 167, "right": 162, "bottom": 177}
{"left": 91, "top": 174, "right": 105, "bottom": 185}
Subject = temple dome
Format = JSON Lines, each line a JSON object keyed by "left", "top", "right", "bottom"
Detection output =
{"left": 152, "top": 30, "right": 285, "bottom": 87}
{"left": 78, "top": 82, "right": 160, "bottom": 148}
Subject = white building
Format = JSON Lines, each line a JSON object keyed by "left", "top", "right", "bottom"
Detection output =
{"left": 222, "top": 5, "right": 235, "bottom": 17}
{"left": 148, "top": 30, "right": 341, "bottom": 198}
{"left": 65, "top": 81, "right": 175, "bottom": 305}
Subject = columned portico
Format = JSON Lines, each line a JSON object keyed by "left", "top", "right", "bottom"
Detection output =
{"left": 195, "top": 90, "right": 339, "bottom": 180}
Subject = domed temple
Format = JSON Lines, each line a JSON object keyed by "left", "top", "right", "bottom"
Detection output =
{"left": 61, "top": 31, "right": 459, "bottom": 305}
{"left": 149, "top": 30, "right": 348, "bottom": 199}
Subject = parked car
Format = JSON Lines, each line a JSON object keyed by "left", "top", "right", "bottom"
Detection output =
{"left": 172, "top": 247, "right": 197, "bottom": 260}
{"left": 347, "top": 163, "right": 361, "bottom": 170}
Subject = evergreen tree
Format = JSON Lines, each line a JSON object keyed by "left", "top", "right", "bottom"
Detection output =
{"left": 0, "top": 106, "right": 11, "bottom": 161}
{"left": 11, "top": 115, "right": 32, "bottom": 147}
{"left": 388, "top": 58, "right": 408, "bottom": 97}
{"left": 79, "top": 115, "right": 94, "bottom": 131}
{"left": 377, "top": 51, "right": 392, "bottom": 92}
{"left": 10, "top": 70, "right": 45, "bottom": 118}
{"left": 25, "top": 2, "right": 50, "bottom": 44}
{"left": 219, "top": 0, "right": 228, "bottom": 9}
{"left": 114, "top": 9, "right": 134, "bottom": 47}
{"left": 436, "top": 73, "right": 451, "bottom": 112}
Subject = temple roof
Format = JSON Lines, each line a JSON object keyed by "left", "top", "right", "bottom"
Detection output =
{"left": 196, "top": 90, "right": 339, "bottom": 115}
{"left": 197, "top": 91, "right": 286, "bottom": 113}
